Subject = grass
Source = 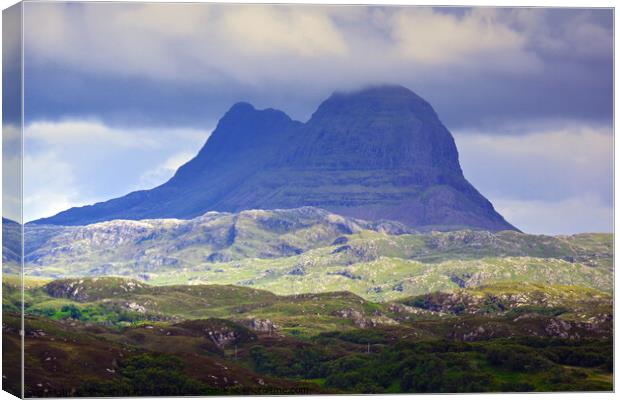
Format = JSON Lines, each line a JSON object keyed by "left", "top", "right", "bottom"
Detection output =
{"left": 3, "top": 274, "right": 613, "bottom": 396}
{"left": 143, "top": 254, "right": 612, "bottom": 303}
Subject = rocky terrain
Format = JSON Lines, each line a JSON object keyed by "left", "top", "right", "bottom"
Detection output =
{"left": 20, "top": 208, "right": 612, "bottom": 302}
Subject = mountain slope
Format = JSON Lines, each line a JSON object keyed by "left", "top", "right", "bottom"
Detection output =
{"left": 34, "top": 85, "right": 515, "bottom": 231}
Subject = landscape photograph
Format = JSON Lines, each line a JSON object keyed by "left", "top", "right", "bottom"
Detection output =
{"left": 2, "top": 2, "right": 614, "bottom": 397}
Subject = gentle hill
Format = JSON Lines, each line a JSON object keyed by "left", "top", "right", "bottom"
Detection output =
{"left": 398, "top": 282, "right": 612, "bottom": 320}
{"left": 7, "top": 277, "right": 611, "bottom": 340}
{"left": 27, "top": 277, "right": 392, "bottom": 335}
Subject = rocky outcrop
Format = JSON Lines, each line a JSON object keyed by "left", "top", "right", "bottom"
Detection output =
{"left": 44, "top": 277, "right": 148, "bottom": 302}
{"left": 238, "top": 318, "right": 279, "bottom": 334}
{"left": 334, "top": 308, "right": 398, "bottom": 328}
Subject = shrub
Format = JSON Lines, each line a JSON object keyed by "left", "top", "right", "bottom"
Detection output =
{"left": 77, "top": 354, "right": 214, "bottom": 396}
{"left": 486, "top": 344, "right": 552, "bottom": 372}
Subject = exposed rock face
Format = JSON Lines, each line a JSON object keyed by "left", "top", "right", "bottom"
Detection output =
{"left": 240, "top": 319, "right": 279, "bottom": 333}
{"left": 334, "top": 308, "right": 398, "bottom": 328}
{"left": 173, "top": 319, "right": 258, "bottom": 347}
{"left": 44, "top": 277, "right": 148, "bottom": 302}
{"left": 34, "top": 85, "right": 516, "bottom": 232}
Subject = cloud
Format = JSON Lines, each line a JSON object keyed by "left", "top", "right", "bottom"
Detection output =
{"left": 3, "top": 124, "right": 22, "bottom": 222}
{"left": 493, "top": 195, "right": 612, "bottom": 235}
{"left": 26, "top": 120, "right": 160, "bottom": 148}
{"left": 23, "top": 4, "right": 609, "bottom": 84}
{"left": 22, "top": 4, "right": 612, "bottom": 130}
{"left": 21, "top": 120, "right": 211, "bottom": 222}
{"left": 137, "top": 151, "right": 196, "bottom": 190}
{"left": 25, "top": 120, "right": 208, "bottom": 150}
{"left": 24, "top": 3, "right": 349, "bottom": 83}
{"left": 389, "top": 8, "right": 538, "bottom": 70}
{"left": 219, "top": 6, "right": 348, "bottom": 58}
{"left": 454, "top": 121, "right": 612, "bottom": 233}
{"left": 23, "top": 151, "right": 86, "bottom": 223}
{"left": 511, "top": 8, "right": 613, "bottom": 60}
{"left": 116, "top": 3, "right": 212, "bottom": 38}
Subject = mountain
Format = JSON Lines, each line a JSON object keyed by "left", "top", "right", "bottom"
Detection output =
{"left": 34, "top": 85, "right": 516, "bottom": 231}
{"left": 2, "top": 217, "right": 21, "bottom": 264}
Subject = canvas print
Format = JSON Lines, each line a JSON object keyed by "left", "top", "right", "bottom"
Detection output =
{"left": 2, "top": 2, "right": 614, "bottom": 397}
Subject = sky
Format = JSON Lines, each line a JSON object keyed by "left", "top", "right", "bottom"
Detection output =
{"left": 5, "top": 3, "right": 613, "bottom": 234}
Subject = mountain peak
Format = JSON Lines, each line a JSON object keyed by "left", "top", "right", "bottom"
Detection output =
{"left": 227, "top": 101, "right": 256, "bottom": 113}
{"left": 291, "top": 84, "right": 458, "bottom": 174}
{"left": 311, "top": 84, "right": 436, "bottom": 123}
{"left": 331, "top": 84, "right": 421, "bottom": 100}
{"left": 170, "top": 101, "right": 298, "bottom": 186}
{"left": 220, "top": 101, "right": 293, "bottom": 124}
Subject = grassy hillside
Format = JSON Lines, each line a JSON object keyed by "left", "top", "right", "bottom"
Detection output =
{"left": 4, "top": 277, "right": 612, "bottom": 339}
{"left": 145, "top": 254, "right": 612, "bottom": 302}
{"left": 23, "top": 210, "right": 613, "bottom": 302}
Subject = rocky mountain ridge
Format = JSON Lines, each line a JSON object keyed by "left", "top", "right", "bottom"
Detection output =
{"left": 34, "top": 85, "right": 516, "bottom": 231}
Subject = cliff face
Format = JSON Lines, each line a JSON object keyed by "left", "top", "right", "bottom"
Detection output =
{"left": 34, "top": 85, "right": 516, "bottom": 232}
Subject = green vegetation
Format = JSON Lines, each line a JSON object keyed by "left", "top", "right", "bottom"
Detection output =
{"left": 247, "top": 336, "right": 612, "bottom": 393}
{"left": 2, "top": 275, "right": 612, "bottom": 396}
{"left": 77, "top": 355, "right": 218, "bottom": 396}
{"left": 5, "top": 217, "right": 614, "bottom": 395}
{"left": 23, "top": 211, "right": 612, "bottom": 302}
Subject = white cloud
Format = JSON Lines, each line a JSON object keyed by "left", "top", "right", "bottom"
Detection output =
{"left": 23, "top": 4, "right": 594, "bottom": 85}
{"left": 2, "top": 124, "right": 22, "bottom": 222}
{"left": 23, "top": 3, "right": 349, "bottom": 83}
{"left": 389, "top": 8, "right": 536, "bottom": 69}
{"left": 21, "top": 120, "right": 211, "bottom": 222}
{"left": 493, "top": 195, "right": 612, "bottom": 235}
{"left": 137, "top": 151, "right": 196, "bottom": 189}
{"left": 2, "top": 123, "right": 21, "bottom": 143}
{"left": 456, "top": 121, "right": 612, "bottom": 168}
{"left": 25, "top": 120, "right": 208, "bottom": 150}
{"left": 23, "top": 151, "right": 86, "bottom": 223}
{"left": 115, "top": 3, "right": 212, "bottom": 38}
{"left": 454, "top": 121, "right": 613, "bottom": 234}
{"left": 219, "top": 6, "right": 348, "bottom": 58}
{"left": 26, "top": 120, "right": 160, "bottom": 148}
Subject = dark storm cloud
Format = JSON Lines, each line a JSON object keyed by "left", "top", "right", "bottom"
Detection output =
{"left": 24, "top": 55, "right": 612, "bottom": 132}
{"left": 22, "top": 4, "right": 612, "bottom": 131}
